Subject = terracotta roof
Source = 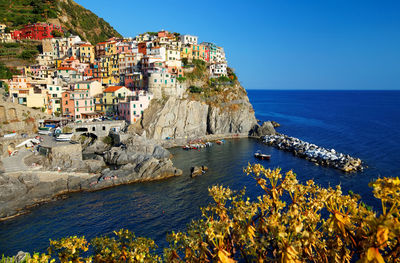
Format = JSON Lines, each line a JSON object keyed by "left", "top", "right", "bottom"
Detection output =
{"left": 104, "top": 86, "right": 124, "bottom": 92}
{"left": 57, "top": 67, "right": 77, "bottom": 71}
{"left": 80, "top": 44, "right": 92, "bottom": 47}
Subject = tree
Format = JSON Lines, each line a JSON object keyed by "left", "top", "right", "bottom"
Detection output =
{"left": 51, "top": 30, "right": 62, "bottom": 38}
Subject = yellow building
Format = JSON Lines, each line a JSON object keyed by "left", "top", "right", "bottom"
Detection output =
{"left": 181, "top": 46, "right": 193, "bottom": 61}
{"left": 191, "top": 44, "right": 207, "bottom": 61}
{"left": 105, "top": 41, "right": 117, "bottom": 56}
{"left": 99, "top": 54, "right": 119, "bottom": 85}
{"left": 103, "top": 86, "right": 131, "bottom": 114}
{"left": 79, "top": 44, "right": 95, "bottom": 63}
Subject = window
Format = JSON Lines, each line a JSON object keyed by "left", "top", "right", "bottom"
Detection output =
{"left": 133, "top": 104, "right": 136, "bottom": 108}
{"left": 134, "top": 111, "right": 136, "bottom": 115}
{"left": 56, "top": 87, "right": 59, "bottom": 91}
{"left": 50, "top": 87, "right": 53, "bottom": 91}
{"left": 140, "top": 104, "right": 142, "bottom": 108}
{"left": 154, "top": 79, "right": 157, "bottom": 83}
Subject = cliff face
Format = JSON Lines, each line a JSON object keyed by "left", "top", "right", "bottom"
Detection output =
{"left": 133, "top": 83, "right": 258, "bottom": 140}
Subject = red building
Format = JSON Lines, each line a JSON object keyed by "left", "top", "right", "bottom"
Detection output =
{"left": 11, "top": 23, "right": 63, "bottom": 41}
{"left": 138, "top": 42, "right": 147, "bottom": 55}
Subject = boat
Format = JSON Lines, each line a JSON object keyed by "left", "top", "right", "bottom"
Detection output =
{"left": 254, "top": 150, "right": 271, "bottom": 160}
{"left": 55, "top": 133, "right": 74, "bottom": 141}
{"left": 38, "top": 127, "right": 52, "bottom": 135}
{"left": 183, "top": 145, "right": 191, "bottom": 150}
{"left": 216, "top": 139, "right": 225, "bottom": 145}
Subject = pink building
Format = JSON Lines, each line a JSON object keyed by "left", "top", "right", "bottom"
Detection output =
{"left": 117, "top": 42, "right": 132, "bottom": 54}
{"left": 118, "top": 91, "right": 153, "bottom": 123}
{"left": 69, "top": 84, "right": 96, "bottom": 121}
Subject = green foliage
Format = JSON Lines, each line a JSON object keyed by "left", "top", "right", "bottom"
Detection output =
{"left": 176, "top": 76, "right": 186, "bottom": 83}
{"left": 146, "top": 31, "right": 158, "bottom": 36}
{"left": 217, "top": 75, "right": 231, "bottom": 83}
{"left": 189, "top": 86, "right": 203, "bottom": 93}
{"left": 102, "top": 136, "right": 113, "bottom": 145}
{"left": 18, "top": 49, "right": 38, "bottom": 60}
{"left": 181, "top": 58, "right": 188, "bottom": 66}
{"left": 185, "top": 59, "right": 207, "bottom": 81}
{"left": 51, "top": 30, "right": 62, "bottom": 37}
{"left": 0, "top": 63, "right": 19, "bottom": 79}
{"left": 2, "top": 43, "right": 19, "bottom": 48}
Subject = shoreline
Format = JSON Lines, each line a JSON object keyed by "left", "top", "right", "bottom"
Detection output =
{"left": 0, "top": 132, "right": 364, "bottom": 221}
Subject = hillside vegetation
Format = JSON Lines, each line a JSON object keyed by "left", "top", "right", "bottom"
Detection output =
{"left": 0, "top": 0, "right": 122, "bottom": 44}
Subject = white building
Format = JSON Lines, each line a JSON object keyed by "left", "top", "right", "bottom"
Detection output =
{"left": 147, "top": 46, "right": 166, "bottom": 62}
{"left": 148, "top": 70, "right": 185, "bottom": 99}
{"left": 166, "top": 48, "right": 180, "bottom": 62}
{"left": 210, "top": 63, "right": 228, "bottom": 78}
{"left": 180, "top": 34, "right": 198, "bottom": 45}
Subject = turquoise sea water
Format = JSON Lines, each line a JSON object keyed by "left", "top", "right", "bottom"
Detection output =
{"left": 0, "top": 90, "right": 399, "bottom": 255}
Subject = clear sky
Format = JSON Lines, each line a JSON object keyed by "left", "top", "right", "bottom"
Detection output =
{"left": 74, "top": 0, "right": 400, "bottom": 90}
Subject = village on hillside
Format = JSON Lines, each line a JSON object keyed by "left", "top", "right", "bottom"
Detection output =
{"left": 0, "top": 22, "right": 229, "bottom": 124}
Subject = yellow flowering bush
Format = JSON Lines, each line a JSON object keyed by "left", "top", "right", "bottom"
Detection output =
{"left": 2, "top": 164, "right": 399, "bottom": 263}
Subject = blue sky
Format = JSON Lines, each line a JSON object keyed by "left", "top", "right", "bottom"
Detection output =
{"left": 75, "top": 0, "right": 400, "bottom": 90}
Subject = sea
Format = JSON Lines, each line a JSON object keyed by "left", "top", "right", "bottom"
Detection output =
{"left": 1, "top": 90, "right": 399, "bottom": 256}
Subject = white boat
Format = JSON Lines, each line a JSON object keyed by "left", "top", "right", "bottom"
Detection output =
{"left": 254, "top": 150, "right": 271, "bottom": 160}
{"left": 56, "top": 133, "right": 74, "bottom": 141}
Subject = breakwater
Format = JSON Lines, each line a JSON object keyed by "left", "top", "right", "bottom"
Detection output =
{"left": 262, "top": 134, "right": 363, "bottom": 172}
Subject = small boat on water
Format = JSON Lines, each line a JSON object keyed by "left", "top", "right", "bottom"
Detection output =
{"left": 56, "top": 133, "right": 74, "bottom": 141}
{"left": 216, "top": 139, "right": 225, "bottom": 145}
{"left": 254, "top": 150, "right": 271, "bottom": 160}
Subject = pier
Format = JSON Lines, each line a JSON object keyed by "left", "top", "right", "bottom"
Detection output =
{"left": 262, "top": 134, "right": 363, "bottom": 172}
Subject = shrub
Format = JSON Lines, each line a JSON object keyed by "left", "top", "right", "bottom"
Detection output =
{"left": 176, "top": 76, "right": 186, "bottom": 83}
{"left": 18, "top": 49, "right": 38, "bottom": 60}
{"left": 102, "top": 136, "right": 113, "bottom": 145}
{"left": 2, "top": 165, "right": 400, "bottom": 262}
{"left": 189, "top": 86, "right": 203, "bottom": 93}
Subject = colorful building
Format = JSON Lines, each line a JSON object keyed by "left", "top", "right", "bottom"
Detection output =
{"left": 79, "top": 44, "right": 95, "bottom": 64}
{"left": 103, "top": 86, "right": 132, "bottom": 115}
{"left": 118, "top": 91, "right": 153, "bottom": 123}
{"left": 11, "top": 23, "right": 63, "bottom": 41}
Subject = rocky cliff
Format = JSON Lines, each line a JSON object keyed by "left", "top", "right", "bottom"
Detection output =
{"left": 133, "top": 82, "right": 259, "bottom": 140}
{"left": 0, "top": 135, "right": 182, "bottom": 219}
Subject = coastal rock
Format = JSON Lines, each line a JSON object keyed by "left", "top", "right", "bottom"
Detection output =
{"left": 82, "top": 139, "right": 110, "bottom": 154}
{"left": 207, "top": 103, "right": 257, "bottom": 135}
{"left": 84, "top": 159, "right": 105, "bottom": 173}
{"left": 191, "top": 165, "right": 208, "bottom": 178}
{"left": 43, "top": 143, "right": 86, "bottom": 172}
{"left": 15, "top": 251, "right": 28, "bottom": 263}
{"left": 249, "top": 121, "right": 276, "bottom": 137}
{"left": 263, "top": 134, "right": 363, "bottom": 172}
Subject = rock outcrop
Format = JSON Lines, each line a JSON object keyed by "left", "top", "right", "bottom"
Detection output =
{"left": 249, "top": 121, "right": 276, "bottom": 138}
{"left": 190, "top": 165, "right": 208, "bottom": 178}
{"left": 0, "top": 134, "right": 183, "bottom": 219}
{"left": 133, "top": 89, "right": 258, "bottom": 140}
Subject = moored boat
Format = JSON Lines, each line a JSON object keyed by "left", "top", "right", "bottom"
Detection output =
{"left": 56, "top": 133, "right": 74, "bottom": 141}
{"left": 254, "top": 150, "right": 271, "bottom": 160}
{"left": 38, "top": 127, "right": 52, "bottom": 135}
